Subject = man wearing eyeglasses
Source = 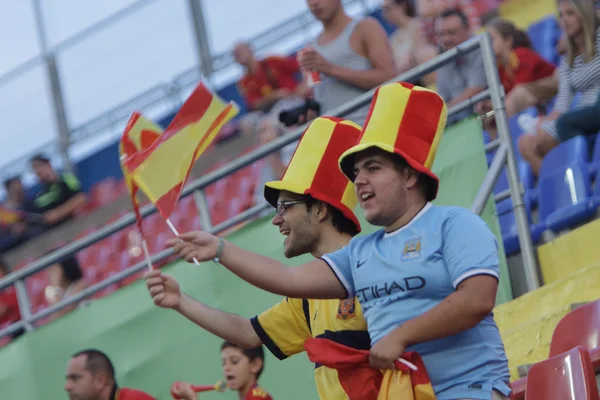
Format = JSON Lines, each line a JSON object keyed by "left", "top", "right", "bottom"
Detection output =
{"left": 145, "top": 117, "right": 369, "bottom": 400}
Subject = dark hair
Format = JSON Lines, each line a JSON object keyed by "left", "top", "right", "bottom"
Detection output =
{"left": 220, "top": 342, "right": 265, "bottom": 379}
{"left": 438, "top": 8, "right": 469, "bottom": 28}
{"left": 390, "top": 154, "right": 436, "bottom": 201}
{"left": 72, "top": 349, "right": 116, "bottom": 379}
{"left": 30, "top": 154, "right": 51, "bottom": 165}
{"left": 46, "top": 250, "right": 83, "bottom": 283}
{"left": 393, "top": 0, "right": 416, "bottom": 18}
{"left": 488, "top": 18, "right": 532, "bottom": 49}
{"left": 304, "top": 196, "right": 359, "bottom": 237}
{"left": 3, "top": 177, "right": 21, "bottom": 191}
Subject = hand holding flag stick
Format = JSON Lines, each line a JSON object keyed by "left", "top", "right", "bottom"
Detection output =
{"left": 119, "top": 82, "right": 239, "bottom": 270}
{"left": 170, "top": 380, "right": 227, "bottom": 399}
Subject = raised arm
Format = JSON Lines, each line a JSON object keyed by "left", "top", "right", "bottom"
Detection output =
{"left": 169, "top": 231, "right": 347, "bottom": 299}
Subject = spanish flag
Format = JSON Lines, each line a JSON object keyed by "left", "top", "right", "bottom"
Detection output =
{"left": 119, "top": 114, "right": 164, "bottom": 237}
{"left": 122, "top": 83, "right": 239, "bottom": 221}
{"left": 338, "top": 82, "right": 447, "bottom": 201}
{"left": 304, "top": 338, "right": 436, "bottom": 400}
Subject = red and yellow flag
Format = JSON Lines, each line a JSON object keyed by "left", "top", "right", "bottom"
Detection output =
{"left": 304, "top": 338, "right": 436, "bottom": 400}
{"left": 123, "top": 83, "right": 238, "bottom": 221}
{"left": 119, "top": 114, "right": 164, "bottom": 237}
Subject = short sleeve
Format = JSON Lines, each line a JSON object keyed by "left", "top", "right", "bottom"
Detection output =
{"left": 61, "top": 173, "right": 82, "bottom": 199}
{"left": 250, "top": 297, "right": 312, "bottom": 359}
{"left": 321, "top": 245, "right": 354, "bottom": 298}
{"left": 466, "top": 52, "right": 488, "bottom": 89}
{"left": 441, "top": 208, "right": 500, "bottom": 289}
{"left": 270, "top": 56, "right": 299, "bottom": 75}
{"left": 237, "top": 79, "right": 258, "bottom": 109}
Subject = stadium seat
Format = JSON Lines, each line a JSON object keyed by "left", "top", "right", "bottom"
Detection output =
{"left": 496, "top": 198, "right": 542, "bottom": 256}
{"left": 540, "top": 136, "right": 590, "bottom": 177}
{"left": 527, "top": 16, "right": 561, "bottom": 65}
{"left": 589, "top": 133, "right": 600, "bottom": 178}
{"left": 524, "top": 346, "right": 599, "bottom": 400}
{"left": 550, "top": 300, "right": 600, "bottom": 369}
{"left": 536, "top": 162, "right": 596, "bottom": 233}
{"left": 90, "top": 177, "right": 120, "bottom": 207}
{"left": 509, "top": 299, "right": 600, "bottom": 400}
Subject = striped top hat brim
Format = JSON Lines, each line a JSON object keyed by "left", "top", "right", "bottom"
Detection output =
{"left": 264, "top": 117, "right": 363, "bottom": 233}
{"left": 338, "top": 82, "right": 447, "bottom": 201}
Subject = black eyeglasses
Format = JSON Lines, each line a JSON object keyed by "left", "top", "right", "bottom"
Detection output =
{"left": 275, "top": 200, "right": 307, "bottom": 216}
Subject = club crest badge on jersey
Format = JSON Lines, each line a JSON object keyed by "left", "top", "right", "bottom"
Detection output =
{"left": 337, "top": 298, "right": 357, "bottom": 320}
{"left": 401, "top": 236, "right": 422, "bottom": 262}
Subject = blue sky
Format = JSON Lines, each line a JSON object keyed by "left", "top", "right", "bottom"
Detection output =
{"left": 0, "top": 0, "right": 372, "bottom": 188}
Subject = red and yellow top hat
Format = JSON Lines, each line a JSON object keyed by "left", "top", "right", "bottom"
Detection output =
{"left": 264, "top": 117, "right": 362, "bottom": 233}
{"left": 338, "top": 82, "right": 447, "bottom": 201}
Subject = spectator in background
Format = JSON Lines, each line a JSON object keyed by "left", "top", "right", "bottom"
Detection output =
{"left": 252, "top": 118, "right": 298, "bottom": 209}
{"left": 298, "top": 0, "right": 397, "bottom": 125}
{"left": 45, "top": 255, "right": 87, "bottom": 321}
{"left": 30, "top": 154, "right": 87, "bottom": 227}
{"left": 65, "top": 349, "right": 155, "bottom": 400}
{"left": 0, "top": 258, "right": 23, "bottom": 340}
{"left": 171, "top": 343, "right": 272, "bottom": 400}
{"left": 502, "top": 31, "right": 564, "bottom": 121}
{"left": 234, "top": 42, "right": 309, "bottom": 119}
{"left": 0, "top": 177, "right": 45, "bottom": 252}
{"left": 417, "top": 0, "right": 482, "bottom": 44}
{"left": 477, "top": 19, "right": 556, "bottom": 138}
{"left": 518, "top": 0, "right": 600, "bottom": 175}
{"left": 382, "top": 0, "right": 439, "bottom": 86}
{"left": 435, "top": 8, "right": 487, "bottom": 125}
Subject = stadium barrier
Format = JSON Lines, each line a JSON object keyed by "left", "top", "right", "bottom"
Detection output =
{"left": 0, "top": 117, "right": 509, "bottom": 400}
{"left": 0, "top": 32, "right": 539, "bottom": 340}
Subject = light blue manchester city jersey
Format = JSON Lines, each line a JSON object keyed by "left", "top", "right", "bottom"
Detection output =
{"left": 322, "top": 203, "right": 511, "bottom": 400}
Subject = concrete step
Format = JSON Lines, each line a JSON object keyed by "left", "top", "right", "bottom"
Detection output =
{"left": 493, "top": 262, "right": 600, "bottom": 380}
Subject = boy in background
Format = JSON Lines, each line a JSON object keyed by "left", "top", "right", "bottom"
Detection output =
{"left": 171, "top": 342, "right": 272, "bottom": 400}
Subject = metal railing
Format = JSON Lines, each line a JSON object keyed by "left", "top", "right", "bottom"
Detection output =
{"left": 0, "top": 0, "right": 370, "bottom": 183}
{"left": 0, "top": 32, "right": 540, "bottom": 340}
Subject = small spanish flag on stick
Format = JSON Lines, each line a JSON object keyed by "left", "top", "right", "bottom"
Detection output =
{"left": 120, "top": 83, "right": 239, "bottom": 269}
{"left": 119, "top": 114, "right": 163, "bottom": 269}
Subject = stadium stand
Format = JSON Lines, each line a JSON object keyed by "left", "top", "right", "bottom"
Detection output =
{"left": 1, "top": 0, "right": 600, "bottom": 398}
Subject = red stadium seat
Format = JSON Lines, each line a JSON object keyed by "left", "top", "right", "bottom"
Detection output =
{"left": 512, "top": 300, "right": 600, "bottom": 400}
{"left": 525, "top": 346, "right": 599, "bottom": 400}
{"left": 91, "top": 177, "right": 120, "bottom": 206}
{"left": 550, "top": 300, "right": 600, "bottom": 362}
{"left": 105, "top": 230, "right": 129, "bottom": 253}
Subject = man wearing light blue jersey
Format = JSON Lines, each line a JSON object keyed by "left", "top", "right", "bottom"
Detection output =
{"left": 168, "top": 82, "right": 511, "bottom": 400}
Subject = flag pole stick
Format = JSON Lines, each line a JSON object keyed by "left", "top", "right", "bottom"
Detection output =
{"left": 166, "top": 218, "right": 201, "bottom": 266}
{"left": 141, "top": 238, "right": 154, "bottom": 271}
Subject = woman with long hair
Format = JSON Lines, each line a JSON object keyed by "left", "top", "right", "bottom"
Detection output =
{"left": 518, "top": 0, "right": 600, "bottom": 175}
{"left": 478, "top": 18, "right": 556, "bottom": 138}
{"left": 45, "top": 254, "right": 87, "bottom": 320}
{"left": 382, "top": 0, "right": 439, "bottom": 86}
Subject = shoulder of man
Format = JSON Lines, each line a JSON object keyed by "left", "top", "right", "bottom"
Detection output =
{"left": 60, "top": 172, "right": 82, "bottom": 191}
{"left": 247, "top": 386, "right": 272, "bottom": 399}
{"left": 117, "top": 387, "right": 156, "bottom": 400}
